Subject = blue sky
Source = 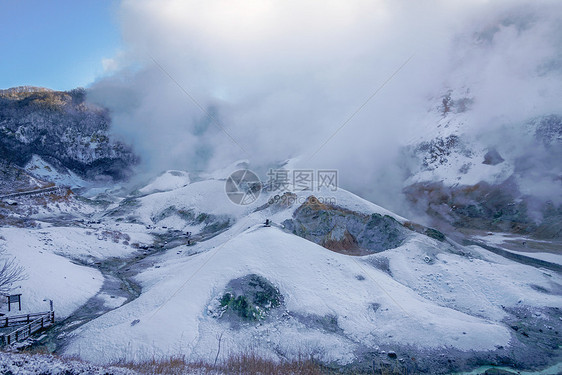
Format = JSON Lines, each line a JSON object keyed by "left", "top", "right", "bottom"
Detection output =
{"left": 0, "top": 0, "right": 121, "bottom": 91}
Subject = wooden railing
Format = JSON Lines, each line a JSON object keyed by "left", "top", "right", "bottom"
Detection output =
{"left": 0, "top": 311, "right": 54, "bottom": 346}
{"left": 0, "top": 311, "right": 53, "bottom": 328}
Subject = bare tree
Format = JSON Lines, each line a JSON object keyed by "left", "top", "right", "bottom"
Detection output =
{"left": 0, "top": 249, "right": 26, "bottom": 296}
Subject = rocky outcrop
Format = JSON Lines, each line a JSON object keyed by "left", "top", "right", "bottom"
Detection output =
{"left": 483, "top": 148, "right": 504, "bottom": 165}
{"left": 283, "top": 196, "right": 408, "bottom": 255}
{"left": 404, "top": 173, "right": 562, "bottom": 240}
{"left": 414, "top": 135, "right": 472, "bottom": 169}
{"left": 533, "top": 115, "right": 562, "bottom": 147}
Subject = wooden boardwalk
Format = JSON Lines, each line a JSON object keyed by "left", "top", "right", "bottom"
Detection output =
{"left": 0, "top": 311, "right": 55, "bottom": 346}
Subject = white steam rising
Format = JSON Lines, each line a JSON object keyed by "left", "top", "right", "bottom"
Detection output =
{"left": 89, "top": 0, "right": 562, "bottom": 212}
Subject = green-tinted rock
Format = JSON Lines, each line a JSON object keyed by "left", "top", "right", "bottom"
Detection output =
{"left": 218, "top": 274, "right": 283, "bottom": 321}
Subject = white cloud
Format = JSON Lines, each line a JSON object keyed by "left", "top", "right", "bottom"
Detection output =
{"left": 89, "top": 0, "right": 562, "bottom": 210}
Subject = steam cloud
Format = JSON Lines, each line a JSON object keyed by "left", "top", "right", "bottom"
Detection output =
{"left": 89, "top": 0, "right": 562, "bottom": 213}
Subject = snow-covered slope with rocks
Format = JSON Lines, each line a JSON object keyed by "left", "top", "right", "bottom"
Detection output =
{"left": 403, "top": 87, "right": 562, "bottom": 240}
{"left": 0, "top": 86, "right": 138, "bottom": 185}
{"left": 6, "top": 174, "right": 546, "bottom": 374}
{"left": 0, "top": 163, "right": 560, "bottom": 374}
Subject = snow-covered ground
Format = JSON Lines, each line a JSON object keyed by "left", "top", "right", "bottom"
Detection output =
{"left": 25, "top": 155, "right": 88, "bottom": 190}
{"left": 0, "top": 167, "right": 560, "bottom": 373}
{"left": 54, "top": 181, "right": 558, "bottom": 366}
{"left": 0, "top": 228, "right": 103, "bottom": 319}
{"left": 0, "top": 220, "right": 152, "bottom": 318}
{"left": 63, "top": 223, "right": 515, "bottom": 364}
{"left": 138, "top": 170, "right": 191, "bottom": 195}
{"left": 0, "top": 352, "right": 136, "bottom": 375}
{"left": 383, "top": 240, "right": 561, "bottom": 321}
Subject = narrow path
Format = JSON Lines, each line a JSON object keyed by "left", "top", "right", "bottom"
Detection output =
{"left": 0, "top": 186, "right": 64, "bottom": 200}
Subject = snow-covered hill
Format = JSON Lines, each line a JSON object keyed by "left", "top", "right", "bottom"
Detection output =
{"left": 1, "top": 167, "right": 559, "bottom": 374}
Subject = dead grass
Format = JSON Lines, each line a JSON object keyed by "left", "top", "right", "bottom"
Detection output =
{"left": 121, "top": 354, "right": 415, "bottom": 375}
{"left": 2, "top": 349, "right": 417, "bottom": 375}
{"left": 120, "top": 355, "right": 190, "bottom": 374}
{"left": 119, "top": 352, "right": 329, "bottom": 375}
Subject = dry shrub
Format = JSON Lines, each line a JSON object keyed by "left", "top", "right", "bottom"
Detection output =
{"left": 121, "top": 352, "right": 327, "bottom": 375}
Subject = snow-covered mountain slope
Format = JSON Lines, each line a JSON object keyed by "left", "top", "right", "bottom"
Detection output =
{"left": 406, "top": 90, "right": 561, "bottom": 189}
{"left": 39, "top": 177, "right": 558, "bottom": 373}
{"left": 0, "top": 86, "right": 138, "bottom": 183}
{"left": 403, "top": 89, "right": 562, "bottom": 240}
{"left": 0, "top": 160, "right": 52, "bottom": 196}
{"left": 24, "top": 155, "right": 89, "bottom": 190}
{"left": 137, "top": 170, "right": 191, "bottom": 195}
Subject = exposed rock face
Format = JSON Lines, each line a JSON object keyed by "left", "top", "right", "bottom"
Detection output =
{"left": 415, "top": 135, "right": 472, "bottom": 169}
{"left": 483, "top": 148, "right": 504, "bottom": 165}
{"left": 283, "top": 196, "right": 408, "bottom": 255}
{"left": 404, "top": 179, "right": 534, "bottom": 233}
{"left": 0, "top": 86, "right": 138, "bottom": 182}
{"left": 439, "top": 90, "right": 474, "bottom": 115}
{"left": 150, "top": 206, "right": 233, "bottom": 236}
{"left": 404, "top": 173, "right": 562, "bottom": 240}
